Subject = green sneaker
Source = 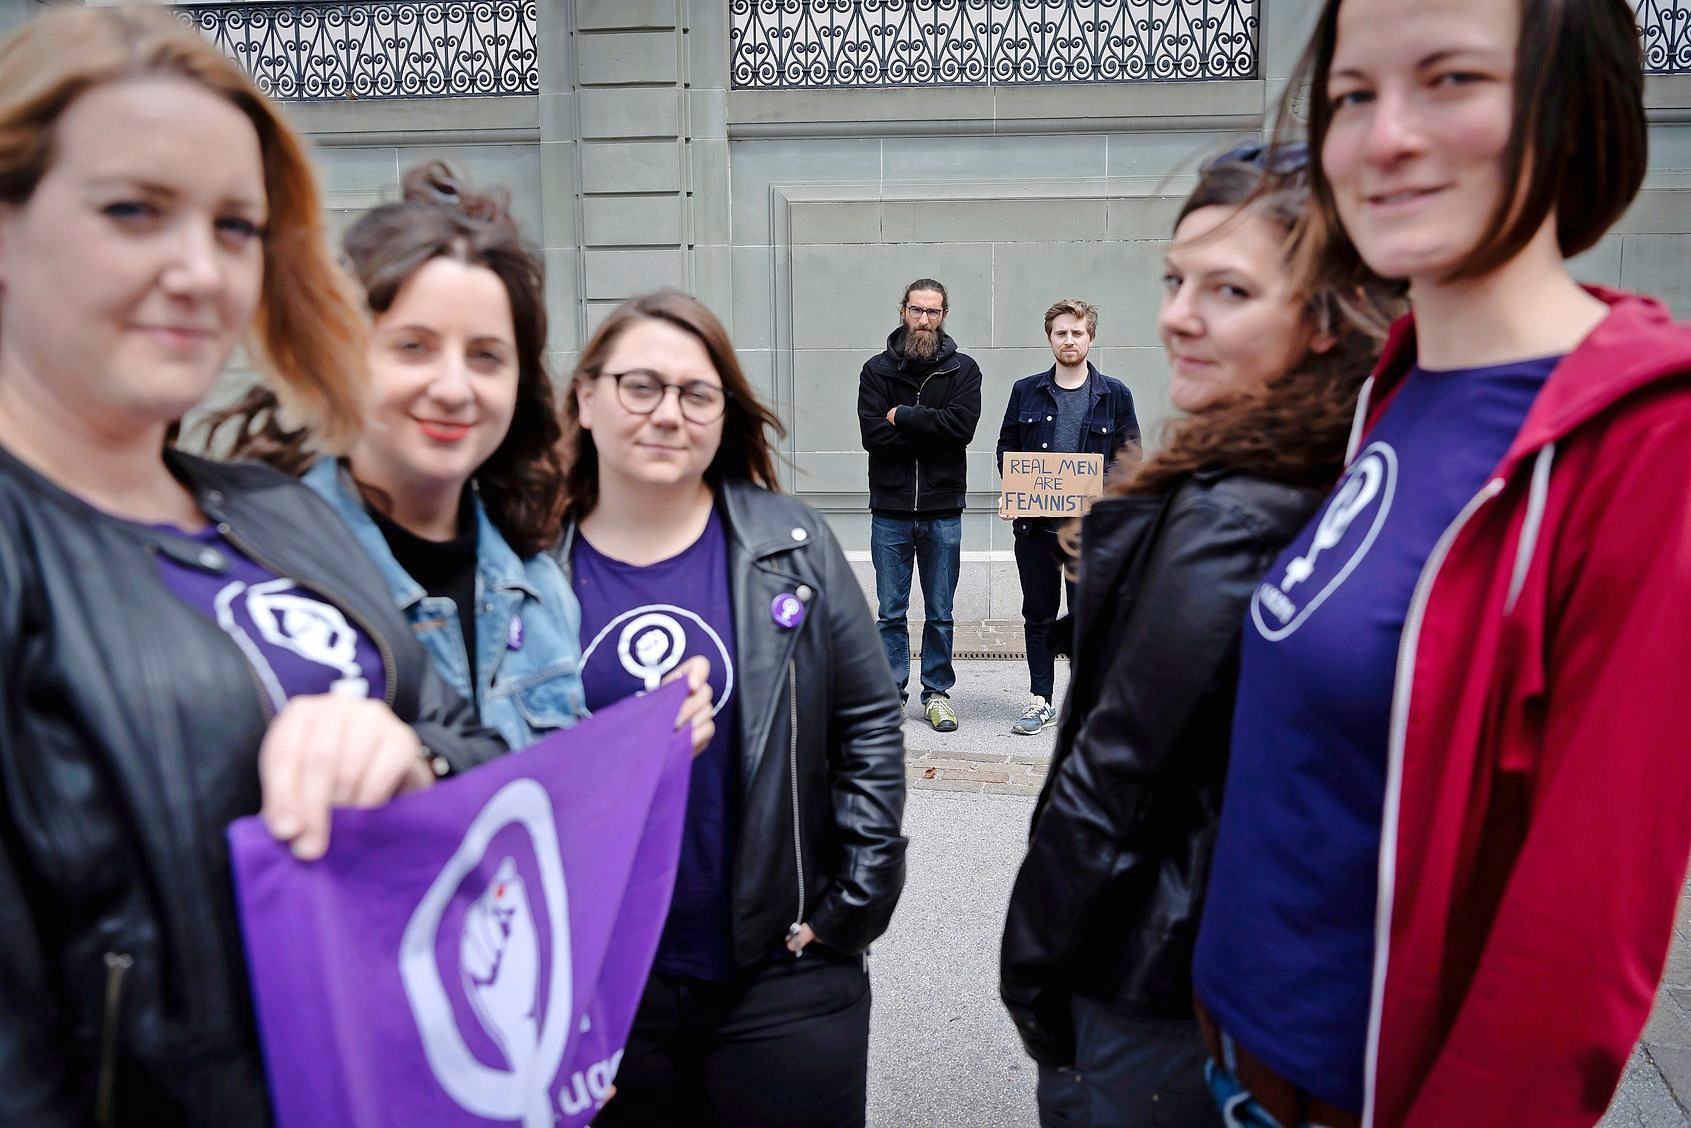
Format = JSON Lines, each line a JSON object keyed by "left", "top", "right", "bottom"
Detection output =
{"left": 925, "top": 695, "right": 959, "bottom": 732}
{"left": 1011, "top": 695, "right": 1057, "bottom": 736}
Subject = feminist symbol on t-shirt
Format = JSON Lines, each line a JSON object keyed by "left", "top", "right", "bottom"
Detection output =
{"left": 1281, "top": 453, "right": 1385, "bottom": 591}
{"left": 213, "top": 577, "right": 370, "bottom": 710}
{"left": 616, "top": 612, "right": 687, "bottom": 690}
{"left": 1252, "top": 442, "right": 1398, "bottom": 643}
{"left": 581, "top": 605, "right": 736, "bottom": 717}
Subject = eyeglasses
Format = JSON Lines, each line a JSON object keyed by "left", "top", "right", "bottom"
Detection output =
{"left": 598, "top": 369, "right": 730, "bottom": 424}
{"left": 1205, "top": 140, "right": 1310, "bottom": 175}
{"left": 904, "top": 305, "right": 946, "bottom": 321}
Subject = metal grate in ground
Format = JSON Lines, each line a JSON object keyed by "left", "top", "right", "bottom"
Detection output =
{"left": 918, "top": 620, "right": 1037, "bottom": 661}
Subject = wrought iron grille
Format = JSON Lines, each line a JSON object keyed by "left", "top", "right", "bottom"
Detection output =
{"left": 729, "top": 0, "right": 1257, "bottom": 89}
{"left": 177, "top": 0, "right": 538, "bottom": 101}
{"left": 1637, "top": 0, "right": 1691, "bottom": 73}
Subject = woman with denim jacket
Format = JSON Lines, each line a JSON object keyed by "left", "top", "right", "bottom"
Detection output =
{"left": 213, "top": 163, "right": 710, "bottom": 751}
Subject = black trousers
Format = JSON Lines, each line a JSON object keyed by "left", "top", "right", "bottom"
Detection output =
{"left": 1035, "top": 998, "right": 1219, "bottom": 1127}
{"left": 593, "top": 949, "right": 871, "bottom": 1128}
{"left": 1014, "top": 519, "right": 1076, "bottom": 700}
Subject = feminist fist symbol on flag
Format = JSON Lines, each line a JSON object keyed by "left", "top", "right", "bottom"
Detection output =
{"left": 461, "top": 857, "right": 542, "bottom": 1072}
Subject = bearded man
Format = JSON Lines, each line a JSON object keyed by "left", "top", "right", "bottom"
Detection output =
{"left": 856, "top": 278, "right": 983, "bottom": 732}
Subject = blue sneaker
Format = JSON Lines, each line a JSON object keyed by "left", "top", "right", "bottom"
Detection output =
{"left": 1011, "top": 695, "right": 1057, "bottom": 735}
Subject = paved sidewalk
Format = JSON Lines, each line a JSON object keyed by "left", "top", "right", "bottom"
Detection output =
{"left": 1609, "top": 894, "right": 1691, "bottom": 1125}
{"left": 898, "top": 657, "right": 1069, "bottom": 797}
{"left": 869, "top": 788, "right": 1039, "bottom": 1127}
{"left": 870, "top": 661, "right": 1691, "bottom": 1127}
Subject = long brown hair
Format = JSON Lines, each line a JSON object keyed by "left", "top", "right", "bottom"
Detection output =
{"left": 563, "top": 291, "right": 784, "bottom": 516}
{"left": 1118, "top": 157, "right": 1400, "bottom": 498}
{"left": 0, "top": 5, "right": 366, "bottom": 451}
{"left": 208, "top": 162, "right": 566, "bottom": 555}
{"left": 1279, "top": 0, "right": 1646, "bottom": 289}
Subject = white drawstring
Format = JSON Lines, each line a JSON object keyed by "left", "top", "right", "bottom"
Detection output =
{"left": 1345, "top": 377, "right": 1375, "bottom": 467}
{"left": 1505, "top": 443, "right": 1556, "bottom": 614}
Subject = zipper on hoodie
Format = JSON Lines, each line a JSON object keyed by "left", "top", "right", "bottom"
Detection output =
{"left": 97, "top": 951, "right": 134, "bottom": 1127}
{"left": 909, "top": 366, "right": 957, "bottom": 513}
{"left": 913, "top": 374, "right": 932, "bottom": 513}
{"left": 1361, "top": 476, "right": 1505, "bottom": 1127}
{"left": 786, "top": 659, "right": 807, "bottom": 949}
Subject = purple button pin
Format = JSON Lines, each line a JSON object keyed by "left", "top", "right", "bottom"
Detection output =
{"left": 771, "top": 593, "right": 805, "bottom": 630}
{"left": 506, "top": 615, "right": 524, "bottom": 651}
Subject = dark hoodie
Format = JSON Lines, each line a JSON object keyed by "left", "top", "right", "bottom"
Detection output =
{"left": 856, "top": 327, "right": 984, "bottom": 515}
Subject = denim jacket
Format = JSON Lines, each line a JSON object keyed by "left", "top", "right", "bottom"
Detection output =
{"left": 303, "top": 458, "right": 584, "bottom": 749}
{"left": 994, "top": 363, "right": 1140, "bottom": 482}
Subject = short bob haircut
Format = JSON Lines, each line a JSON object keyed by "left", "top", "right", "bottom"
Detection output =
{"left": 0, "top": 5, "right": 366, "bottom": 451}
{"left": 562, "top": 291, "right": 785, "bottom": 516}
{"left": 1043, "top": 298, "right": 1098, "bottom": 339}
{"left": 1280, "top": 0, "right": 1647, "bottom": 285}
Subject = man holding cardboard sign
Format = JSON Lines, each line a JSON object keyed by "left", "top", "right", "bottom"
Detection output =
{"left": 995, "top": 299, "right": 1139, "bottom": 735}
{"left": 999, "top": 451, "right": 1106, "bottom": 518}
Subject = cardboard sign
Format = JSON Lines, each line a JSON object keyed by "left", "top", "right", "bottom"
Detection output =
{"left": 999, "top": 452, "right": 1105, "bottom": 518}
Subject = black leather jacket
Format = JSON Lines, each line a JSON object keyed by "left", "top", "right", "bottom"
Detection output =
{"left": 0, "top": 447, "right": 506, "bottom": 1128}
{"left": 557, "top": 480, "right": 907, "bottom": 966}
{"left": 1000, "top": 470, "right": 1322, "bottom": 1067}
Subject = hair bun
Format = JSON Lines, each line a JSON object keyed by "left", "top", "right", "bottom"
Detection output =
{"left": 400, "top": 160, "right": 511, "bottom": 227}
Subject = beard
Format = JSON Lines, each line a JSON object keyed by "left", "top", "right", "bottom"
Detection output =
{"left": 901, "top": 326, "right": 941, "bottom": 363}
{"left": 1056, "top": 344, "right": 1088, "bottom": 367}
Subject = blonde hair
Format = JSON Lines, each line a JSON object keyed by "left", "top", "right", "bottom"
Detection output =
{"left": 0, "top": 6, "right": 366, "bottom": 452}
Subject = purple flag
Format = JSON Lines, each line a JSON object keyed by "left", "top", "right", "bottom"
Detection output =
{"left": 228, "top": 680, "right": 693, "bottom": 1128}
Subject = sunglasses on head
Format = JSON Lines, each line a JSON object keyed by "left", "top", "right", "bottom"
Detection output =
{"left": 1205, "top": 140, "right": 1310, "bottom": 175}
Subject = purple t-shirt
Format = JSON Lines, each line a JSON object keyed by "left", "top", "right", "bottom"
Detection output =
{"left": 153, "top": 523, "right": 387, "bottom": 709}
{"left": 1193, "top": 355, "right": 1560, "bottom": 1111}
{"left": 572, "top": 507, "right": 740, "bottom": 981}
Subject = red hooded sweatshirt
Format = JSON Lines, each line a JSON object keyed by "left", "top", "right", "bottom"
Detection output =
{"left": 1358, "top": 289, "right": 1691, "bottom": 1126}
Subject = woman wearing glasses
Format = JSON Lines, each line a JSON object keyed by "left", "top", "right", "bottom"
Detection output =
{"left": 214, "top": 162, "right": 712, "bottom": 753}
{"left": 561, "top": 291, "right": 906, "bottom": 1128}
{"left": 1000, "top": 147, "right": 1398, "bottom": 1127}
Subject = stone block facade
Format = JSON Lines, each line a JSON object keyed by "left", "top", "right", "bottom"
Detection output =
{"left": 6, "top": 0, "right": 1688, "bottom": 616}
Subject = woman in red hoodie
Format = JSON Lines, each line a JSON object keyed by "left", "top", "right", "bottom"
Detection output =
{"left": 1192, "top": 1, "right": 1691, "bottom": 1126}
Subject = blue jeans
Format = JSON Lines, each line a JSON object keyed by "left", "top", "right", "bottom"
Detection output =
{"left": 870, "top": 513, "right": 960, "bottom": 703}
{"left": 1204, "top": 1056, "right": 1328, "bottom": 1128}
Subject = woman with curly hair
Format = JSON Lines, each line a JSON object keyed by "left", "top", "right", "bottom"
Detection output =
{"left": 1000, "top": 146, "right": 1399, "bottom": 1127}
{"left": 213, "top": 162, "right": 710, "bottom": 752}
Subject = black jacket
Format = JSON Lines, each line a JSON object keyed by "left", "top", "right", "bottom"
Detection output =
{"left": 857, "top": 328, "right": 983, "bottom": 514}
{"left": 558, "top": 480, "right": 907, "bottom": 965}
{"left": 994, "top": 363, "right": 1140, "bottom": 479}
{"left": 0, "top": 447, "right": 506, "bottom": 1128}
{"left": 999, "top": 471, "right": 1322, "bottom": 1067}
